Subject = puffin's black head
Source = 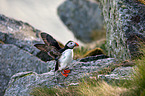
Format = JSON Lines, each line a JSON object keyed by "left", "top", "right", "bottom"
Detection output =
{"left": 65, "top": 41, "right": 79, "bottom": 49}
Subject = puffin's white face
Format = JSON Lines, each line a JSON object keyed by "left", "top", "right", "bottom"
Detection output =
{"left": 66, "top": 41, "right": 79, "bottom": 49}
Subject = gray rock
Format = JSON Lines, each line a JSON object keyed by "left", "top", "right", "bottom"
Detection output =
{"left": 0, "top": 14, "right": 53, "bottom": 61}
{"left": 98, "top": 67, "right": 134, "bottom": 80}
{"left": 99, "top": 0, "right": 145, "bottom": 60}
{"left": 4, "top": 58, "right": 116, "bottom": 96}
{"left": 0, "top": 14, "right": 43, "bottom": 56}
{"left": 0, "top": 44, "right": 55, "bottom": 96}
{"left": 57, "top": 0, "right": 105, "bottom": 43}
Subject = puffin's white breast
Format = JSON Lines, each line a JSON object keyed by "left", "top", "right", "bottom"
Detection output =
{"left": 58, "top": 49, "right": 73, "bottom": 70}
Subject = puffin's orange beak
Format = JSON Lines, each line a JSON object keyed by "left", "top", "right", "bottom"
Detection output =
{"left": 75, "top": 42, "right": 79, "bottom": 46}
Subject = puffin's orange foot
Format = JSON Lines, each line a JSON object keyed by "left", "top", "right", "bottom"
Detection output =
{"left": 62, "top": 74, "right": 68, "bottom": 77}
{"left": 64, "top": 70, "right": 70, "bottom": 73}
{"left": 61, "top": 71, "right": 68, "bottom": 77}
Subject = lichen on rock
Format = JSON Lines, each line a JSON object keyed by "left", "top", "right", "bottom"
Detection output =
{"left": 99, "top": 0, "right": 145, "bottom": 60}
{"left": 98, "top": 66, "right": 134, "bottom": 81}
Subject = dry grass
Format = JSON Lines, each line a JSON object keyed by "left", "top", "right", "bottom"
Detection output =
{"left": 78, "top": 80, "right": 128, "bottom": 96}
{"left": 31, "top": 78, "right": 129, "bottom": 96}
{"left": 31, "top": 86, "right": 80, "bottom": 96}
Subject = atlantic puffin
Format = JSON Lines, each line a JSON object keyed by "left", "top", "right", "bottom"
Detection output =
{"left": 34, "top": 32, "right": 79, "bottom": 77}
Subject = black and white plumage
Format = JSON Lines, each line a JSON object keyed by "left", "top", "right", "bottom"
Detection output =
{"left": 34, "top": 32, "right": 79, "bottom": 77}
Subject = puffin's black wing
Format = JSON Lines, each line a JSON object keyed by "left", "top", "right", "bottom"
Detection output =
{"left": 34, "top": 44, "right": 51, "bottom": 52}
{"left": 41, "top": 33, "right": 62, "bottom": 50}
{"left": 34, "top": 44, "right": 61, "bottom": 59}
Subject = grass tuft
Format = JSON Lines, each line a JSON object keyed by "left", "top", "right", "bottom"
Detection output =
{"left": 129, "top": 55, "right": 145, "bottom": 95}
{"left": 30, "top": 87, "right": 57, "bottom": 96}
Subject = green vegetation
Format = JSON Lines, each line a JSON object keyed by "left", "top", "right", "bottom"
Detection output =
{"left": 73, "top": 46, "right": 90, "bottom": 59}
{"left": 73, "top": 39, "right": 107, "bottom": 59}
{"left": 130, "top": 56, "right": 145, "bottom": 95}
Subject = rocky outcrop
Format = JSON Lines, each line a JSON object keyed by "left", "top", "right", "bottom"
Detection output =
{"left": 4, "top": 58, "right": 116, "bottom": 96}
{"left": 0, "top": 14, "right": 43, "bottom": 55}
{"left": 57, "top": 0, "right": 105, "bottom": 43}
{"left": 0, "top": 14, "right": 57, "bottom": 95}
{"left": 98, "top": 67, "right": 134, "bottom": 80}
{"left": 0, "top": 14, "right": 114, "bottom": 96}
{"left": 0, "top": 44, "right": 54, "bottom": 96}
{"left": 99, "top": 0, "right": 145, "bottom": 60}
{"left": 0, "top": 14, "right": 54, "bottom": 62}
{"left": 1, "top": 0, "right": 142, "bottom": 94}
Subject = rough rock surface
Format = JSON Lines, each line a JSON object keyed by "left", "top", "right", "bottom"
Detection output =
{"left": 0, "top": 14, "right": 54, "bottom": 62}
{"left": 0, "top": 44, "right": 54, "bottom": 96}
{"left": 99, "top": 0, "right": 145, "bottom": 60}
{"left": 0, "top": 14, "right": 43, "bottom": 56}
{"left": 57, "top": 0, "right": 104, "bottom": 43}
{"left": 4, "top": 58, "right": 116, "bottom": 96}
{"left": 98, "top": 67, "right": 134, "bottom": 80}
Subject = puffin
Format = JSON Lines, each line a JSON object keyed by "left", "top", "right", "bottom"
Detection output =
{"left": 34, "top": 32, "right": 79, "bottom": 77}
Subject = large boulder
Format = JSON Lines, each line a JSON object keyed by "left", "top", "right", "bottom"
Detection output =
{"left": 0, "top": 14, "right": 53, "bottom": 61}
{"left": 99, "top": 0, "right": 145, "bottom": 60}
{"left": 57, "top": 0, "right": 105, "bottom": 43}
{"left": 0, "top": 14, "right": 43, "bottom": 55}
{"left": 0, "top": 44, "right": 54, "bottom": 96}
{"left": 4, "top": 58, "right": 116, "bottom": 96}
{"left": 0, "top": 14, "right": 50, "bottom": 95}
